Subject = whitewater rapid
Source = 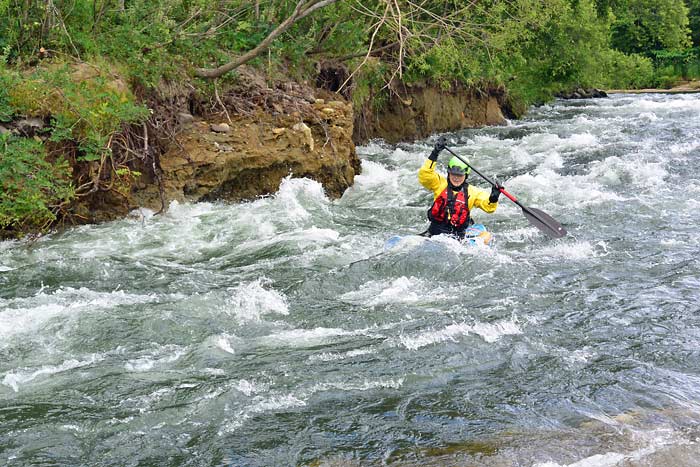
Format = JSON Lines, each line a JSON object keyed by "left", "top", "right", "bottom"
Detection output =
{"left": 2, "top": 93, "right": 700, "bottom": 466}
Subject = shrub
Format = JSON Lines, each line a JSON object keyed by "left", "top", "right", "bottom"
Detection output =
{"left": 0, "top": 134, "right": 74, "bottom": 233}
{"left": 601, "top": 50, "right": 655, "bottom": 88}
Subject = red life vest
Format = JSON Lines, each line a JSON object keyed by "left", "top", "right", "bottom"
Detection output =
{"left": 429, "top": 186, "right": 470, "bottom": 229}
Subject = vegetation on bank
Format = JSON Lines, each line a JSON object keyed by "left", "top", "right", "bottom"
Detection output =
{"left": 1, "top": 0, "right": 699, "bottom": 237}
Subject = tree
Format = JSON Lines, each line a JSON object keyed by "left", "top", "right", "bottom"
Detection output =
{"left": 686, "top": 0, "right": 700, "bottom": 46}
{"left": 610, "top": 0, "right": 691, "bottom": 54}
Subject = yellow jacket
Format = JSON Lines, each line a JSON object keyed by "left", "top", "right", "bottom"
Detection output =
{"left": 418, "top": 159, "right": 498, "bottom": 213}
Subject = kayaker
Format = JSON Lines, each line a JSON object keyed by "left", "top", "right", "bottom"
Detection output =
{"left": 418, "top": 136, "right": 502, "bottom": 238}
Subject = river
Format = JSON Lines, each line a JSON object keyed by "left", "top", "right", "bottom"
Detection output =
{"left": 2, "top": 93, "right": 700, "bottom": 466}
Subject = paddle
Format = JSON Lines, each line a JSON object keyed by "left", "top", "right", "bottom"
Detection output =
{"left": 443, "top": 146, "right": 567, "bottom": 239}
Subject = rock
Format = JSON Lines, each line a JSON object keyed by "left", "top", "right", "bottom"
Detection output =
{"left": 177, "top": 112, "right": 194, "bottom": 125}
{"left": 272, "top": 127, "right": 286, "bottom": 135}
{"left": 292, "top": 122, "right": 314, "bottom": 152}
{"left": 556, "top": 87, "right": 609, "bottom": 100}
{"left": 15, "top": 117, "right": 45, "bottom": 137}
{"left": 321, "top": 107, "right": 336, "bottom": 116}
{"left": 210, "top": 123, "right": 230, "bottom": 133}
{"left": 315, "top": 99, "right": 325, "bottom": 105}
{"left": 213, "top": 141, "right": 233, "bottom": 152}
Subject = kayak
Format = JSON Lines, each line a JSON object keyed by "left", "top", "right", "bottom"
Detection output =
{"left": 384, "top": 223, "right": 493, "bottom": 250}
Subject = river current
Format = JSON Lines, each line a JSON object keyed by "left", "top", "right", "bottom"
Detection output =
{"left": 2, "top": 93, "right": 700, "bottom": 466}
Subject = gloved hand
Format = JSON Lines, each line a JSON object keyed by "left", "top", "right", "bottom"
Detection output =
{"left": 489, "top": 178, "right": 503, "bottom": 203}
{"left": 429, "top": 136, "right": 448, "bottom": 161}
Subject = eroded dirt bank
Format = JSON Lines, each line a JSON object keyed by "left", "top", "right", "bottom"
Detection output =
{"left": 133, "top": 98, "right": 359, "bottom": 210}
{"left": 129, "top": 75, "right": 508, "bottom": 214}
{"left": 354, "top": 84, "right": 507, "bottom": 144}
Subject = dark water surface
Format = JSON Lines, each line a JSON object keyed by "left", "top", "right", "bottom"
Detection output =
{"left": 2, "top": 94, "right": 700, "bottom": 466}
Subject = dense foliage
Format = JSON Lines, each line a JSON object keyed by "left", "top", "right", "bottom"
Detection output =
{"left": 1, "top": 0, "right": 698, "bottom": 236}
{"left": 0, "top": 134, "right": 73, "bottom": 233}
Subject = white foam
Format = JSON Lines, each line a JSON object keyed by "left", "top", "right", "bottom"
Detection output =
{"left": 215, "top": 334, "right": 237, "bottom": 354}
{"left": 0, "top": 287, "right": 165, "bottom": 344}
{"left": 119, "top": 387, "right": 176, "bottom": 413}
{"left": 638, "top": 111, "right": 659, "bottom": 122}
{"left": 428, "top": 234, "right": 477, "bottom": 256}
{"left": 586, "top": 155, "right": 668, "bottom": 188}
{"left": 247, "top": 392, "right": 307, "bottom": 412}
{"left": 564, "top": 132, "right": 599, "bottom": 149}
{"left": 2, "top": 354, "right": 102, "bottom": 392}
{"left": 219, "top": 376, "right": 403, "bottom": 434}
{"left": 351, "top": 160, "right": 397, "bottom": 188}
{"left": 235, "top": 378, "right": 269, "bottom": 396}
{"left": 219, "top": 393, "right": 307, "bottom": 433}
{"left": 339, "top": 276, "right": 430, "bottom": 307}
{"left": 533, "top": 427, "right": 693, "bottom": 467}
{"left": 278, "top": 226, "right": 340, "bottom": 245}
{"left": 632, "top": 97, "right": 700, "bottom": 111}
{"left": 390, "top": 146, "right": 423, "bottom": 163}
{"left": 534, "top": 452, "right": 625, "bottom": 467}
{"left": 124, "top": 345, "right": 186, "bottom": 372}
{"left": 224, "top": 278, "right": 288, "bottom": 322}
{"left": 309, "top": 348, "right": 376, "bottom": 362}
{"left": 272, "top": 176, "right": 330, "bottom": 222}
{"left": 537, "top": 241, "right": 596, "bottom": 260}
{"left": 471, "top": 320, "right": 523, "bottom": 343}
{"left": 668, "top": 140, "right": 700, "bottom": 155}
{"left": 259, "top": 327, "right": 354, "bottom": 347}
{"left": 61, "top": 424, "right": 85, "bottom": 432}
{"left": 519, "top": 132, "right": 598, "bottom": 155}
{"left": 564, "top": 348, "right": 596, "bottom": 365}
{"left": 127, "top": 207, "right": 156, "bottom": 220}
{"left": 304, "top": 377, "right": 404, "bottom": 395}
{"left": 398, "top": 318, "right": 522, "bottom": 350}
{"left": 540, "top": 151, "right": 564, "bottom": 170}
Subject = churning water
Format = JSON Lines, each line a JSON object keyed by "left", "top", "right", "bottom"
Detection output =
{"left": 2, "top": 93, "right": 700, "bottom": 466}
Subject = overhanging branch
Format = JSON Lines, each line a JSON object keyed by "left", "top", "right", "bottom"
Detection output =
{"left": 194, "top": 0, "right": 339, "bottom": 79}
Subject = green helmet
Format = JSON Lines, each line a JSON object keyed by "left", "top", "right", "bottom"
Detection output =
{"left": 447, "top": 156, "right": 470, "bottom": 176}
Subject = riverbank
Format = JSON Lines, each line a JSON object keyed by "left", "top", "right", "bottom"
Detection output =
{"left": 0, "top": 62, "right": 510, "bottom": 239}
{"left": 607, "top": 79, "right": 700, "bottom": 94}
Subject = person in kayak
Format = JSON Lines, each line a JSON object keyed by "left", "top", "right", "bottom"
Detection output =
{"left": 418, "top": 136, "right": 502, "bottom": 238}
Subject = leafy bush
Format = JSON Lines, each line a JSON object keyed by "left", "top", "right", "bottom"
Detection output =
{"left": 601, "top": 50, "right": 655, "bottom": 88}
{"left": 0, "top": 134, "right": 74, "bottom": 233}
{"left": 0, "top": 63, "right": 148, "bottom": 235}
{"left": 3, "top": 64, "right": 149, "bottom": 162}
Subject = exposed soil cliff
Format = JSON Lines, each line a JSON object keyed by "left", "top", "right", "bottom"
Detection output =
{"left": 354, "top": 84, "right": 507, "bottom": 144}
{"left": 102, "top": 75, "right": 510, "bottom": 219}
{"left": 132, "top": 98, "right": 359, "bottom": 210}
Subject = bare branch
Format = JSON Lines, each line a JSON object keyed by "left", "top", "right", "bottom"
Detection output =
{"left": 337, "top": 1, "right": 390, "bottom": 93}
{"left": 195, "top": 0, "right": 339, "bottom": 79}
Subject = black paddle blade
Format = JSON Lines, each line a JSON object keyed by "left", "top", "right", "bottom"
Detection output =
{"left": 522, "top": 206, "right": 567, "bottom": 239}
